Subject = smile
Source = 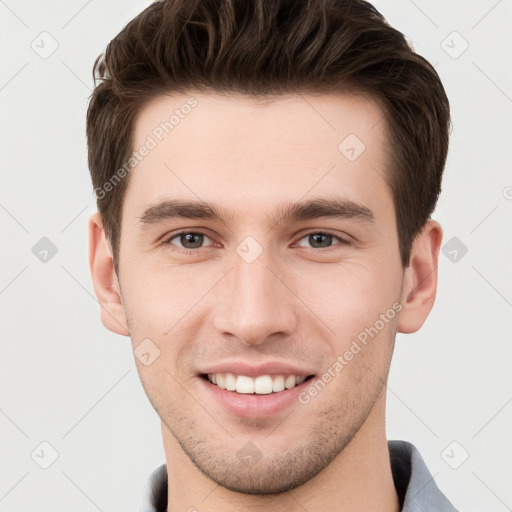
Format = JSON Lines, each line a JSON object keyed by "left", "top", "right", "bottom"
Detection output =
{"left": 203, "top": 373, "right": 314, "bottom": 394}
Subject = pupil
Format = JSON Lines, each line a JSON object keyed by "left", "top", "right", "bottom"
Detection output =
{"left": 310, "top": 233, "right": 332, "bottom": 248}
{"left": 179, "top": 233, "right": 332, "bottom": 249}
{"left": 182, "top": 233, "right": 202, "bottom": 248}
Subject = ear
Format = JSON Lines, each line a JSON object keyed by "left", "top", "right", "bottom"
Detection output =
{"left": 88, "top": 212, "right": 130, "bottom": 336}
{"left": 397, "top": 219, "right": 443, "bottom": 334}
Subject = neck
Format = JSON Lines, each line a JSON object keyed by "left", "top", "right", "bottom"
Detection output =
{"left": 162, "top": 392, "right": 399, "bottom": 512}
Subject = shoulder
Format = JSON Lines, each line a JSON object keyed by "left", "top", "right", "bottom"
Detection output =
{"left": 388, "top": 440, "right": 460, "bottom": 512}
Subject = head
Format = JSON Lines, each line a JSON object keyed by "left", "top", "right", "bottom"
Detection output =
{"left": 87, "top": 0, "right": 450, "bottom": 496}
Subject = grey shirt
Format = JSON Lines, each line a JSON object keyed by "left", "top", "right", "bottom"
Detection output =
{"left": 139, "top": 440, "right": 459, "bottom": 511}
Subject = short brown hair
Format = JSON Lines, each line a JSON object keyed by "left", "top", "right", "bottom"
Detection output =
{"left": 87, "top": 0, "right": 451, "bottom": 273}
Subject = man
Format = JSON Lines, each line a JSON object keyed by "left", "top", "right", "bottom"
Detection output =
{"left": 86, "top": 0, "right": 457, "bottom": 510}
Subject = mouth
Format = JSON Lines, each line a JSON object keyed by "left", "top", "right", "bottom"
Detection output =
{"left": 200, "top": 372, "right": 315, "bottom": 395}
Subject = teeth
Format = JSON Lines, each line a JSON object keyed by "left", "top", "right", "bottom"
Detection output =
{"left": 236, "top": 375, "right": 254, "bottom": 394}
{"left": 225, "top": 372, "right": 236, "bottom": 391}
{"left": 284, "top": 375, "right": 296, "bottom": 389}
{"left": 272, "top": 375, "right": 285, "bottom": 392}
{"left": 216, "top": 373, "right": 226, "bottom": 390}
{"left": 296, "top": 376, "right": 306, "bottom": 385}
{"left": 254, "top": 375, "right": 273, "bottom": 394}
{"left": 206, "top": 373, "right": 309, "bottom": 394}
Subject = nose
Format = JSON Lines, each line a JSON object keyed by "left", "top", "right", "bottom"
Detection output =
{"left": 212, "top": 249, "right": 299, "bottom": 346}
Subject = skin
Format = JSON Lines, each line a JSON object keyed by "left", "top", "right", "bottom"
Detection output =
{"left": 89, "top": 91, "right": 442, "bottom": 511}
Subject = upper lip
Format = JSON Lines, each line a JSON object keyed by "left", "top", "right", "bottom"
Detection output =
{"left": 198, "top": 361, "right": 315, "bottom": 378}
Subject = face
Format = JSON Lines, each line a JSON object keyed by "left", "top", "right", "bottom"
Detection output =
{"left": 109, "top": 91, "right": 407, "bottom": 493}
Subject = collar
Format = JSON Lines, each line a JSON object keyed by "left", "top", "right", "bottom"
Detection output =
{"left": 139, "top": 440, "right": 459, "bottom": 511}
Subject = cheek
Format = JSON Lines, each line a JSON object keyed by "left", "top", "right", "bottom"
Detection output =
{"left": 297, "top": 259, "right": 400, "bottom": 338}
{"left": 121, "top": 261, "right": 208, "bottom": 335}
{"left": 121, "top": 245, "right": 402, "bottom": 344}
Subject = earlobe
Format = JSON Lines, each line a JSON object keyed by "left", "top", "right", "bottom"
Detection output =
{"left": 88, "top": 212, "right": 130, "bottom": 336}
{"left": 397, "top": 220, "right": 443, "bottom": 334}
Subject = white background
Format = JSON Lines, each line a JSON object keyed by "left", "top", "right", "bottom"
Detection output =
{"left": 1, "top": 0, "right": 511, "bottom": 511}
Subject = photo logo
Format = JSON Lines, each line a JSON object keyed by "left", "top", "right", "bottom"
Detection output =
{"left": 94, "top": 97, "right": 198, "bottom": 200}
{"left": 298, "top": 302, "right": 402, "bottom": 405}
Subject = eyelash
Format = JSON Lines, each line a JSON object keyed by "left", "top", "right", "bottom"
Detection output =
{"left": 162, "top": 230, "right": 351, "bottom": 255}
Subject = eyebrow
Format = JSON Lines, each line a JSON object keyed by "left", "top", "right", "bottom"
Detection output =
{"left": 138, "top": 196, "right": 375, "bottom": 230}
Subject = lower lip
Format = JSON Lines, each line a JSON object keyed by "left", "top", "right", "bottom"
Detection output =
{"left": 198, "top": 376, "right": 314, "bottom": 419}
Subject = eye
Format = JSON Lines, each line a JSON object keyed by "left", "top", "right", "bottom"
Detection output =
{"left": 162, "top": 229, "right": 351, "bottom": 255}
{"left": 163, "top": 231, "right": 215, "bottom": 253}
{"left": 294, "top": 231, "right": 351, "bottom": 250}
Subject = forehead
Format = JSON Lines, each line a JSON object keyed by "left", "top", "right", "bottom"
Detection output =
{"left": 124, "top": 91, "right": 392, "bottom": 225}
{"left": 132, "top": 90, "right": 386, "bottom": 156}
